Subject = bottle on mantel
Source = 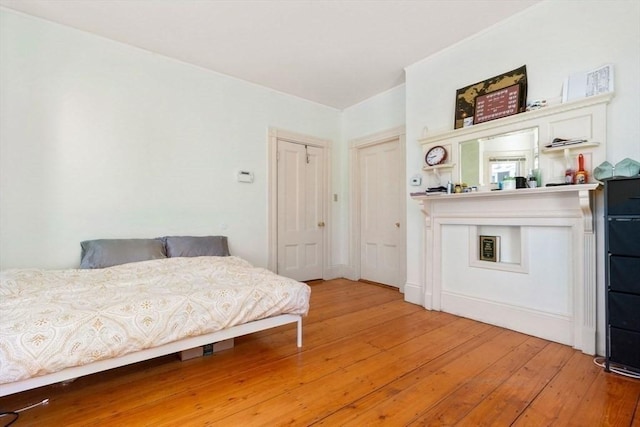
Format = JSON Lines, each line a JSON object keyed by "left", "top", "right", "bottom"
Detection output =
{"left": 575, "top": 153, "right": 588, "bottom": 184}
{"left": 565, "top": 158, "right": 576, "bottom": 184}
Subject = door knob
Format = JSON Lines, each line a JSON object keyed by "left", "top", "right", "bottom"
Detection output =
{"left": 318, "top": 221, "right": 325, "bottom": 227}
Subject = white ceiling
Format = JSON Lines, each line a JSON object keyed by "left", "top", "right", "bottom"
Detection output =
{"left": 0, "top": 0, "right": 541, "bottom": 109}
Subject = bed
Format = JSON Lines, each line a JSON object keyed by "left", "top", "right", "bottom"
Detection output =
{"left": 0, "top": 236, "right": 311, "bottom": 397}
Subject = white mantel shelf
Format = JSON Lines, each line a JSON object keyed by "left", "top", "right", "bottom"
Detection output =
{"left": 412, "top": 183, "right": 599, "bottom": 200}
{"left": 412, "top": 183, "right": 600, "bottom": 355}
{"left": 413, "top": 184, "right": 599, "bottom": 232}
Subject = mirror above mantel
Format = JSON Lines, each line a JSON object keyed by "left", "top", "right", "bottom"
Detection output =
{"left": 460, "top": 127, "right": 538, "bottom": 188}
{"left": 419, "top": 93, "right": 613, "bottom": 190}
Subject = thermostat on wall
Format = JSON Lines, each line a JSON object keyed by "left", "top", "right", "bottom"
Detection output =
{"left": 237, "top": 171, "right": 254, "bottom": 183}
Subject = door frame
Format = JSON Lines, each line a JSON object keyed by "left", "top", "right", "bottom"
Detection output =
{"left": 349, "top": 126, "right": 406, "bottom": 288}
{"left": 267, "top": 127, "right": 332, "bottom": 277}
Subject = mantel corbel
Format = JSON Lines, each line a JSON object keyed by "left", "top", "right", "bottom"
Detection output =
{"left": 420, "top": 205, "right": 431, "bottom": 229}
{"left": 579, "top": 188, "right": 596, "bottom": 234}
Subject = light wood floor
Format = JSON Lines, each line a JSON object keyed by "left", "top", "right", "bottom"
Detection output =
{"left": 2, "top": 279, "right": 639, "bottom": 426}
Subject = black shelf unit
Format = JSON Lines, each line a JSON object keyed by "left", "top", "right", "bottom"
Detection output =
{"left": 605, "top": 175, "right": 640, "bottom": 374}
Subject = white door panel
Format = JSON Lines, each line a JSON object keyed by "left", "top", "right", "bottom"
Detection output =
{"left": 277, "top": 140, "right": 324, "bottom": 281}
{"left": 360, "top": 139, "right": 402, "bottom": 287}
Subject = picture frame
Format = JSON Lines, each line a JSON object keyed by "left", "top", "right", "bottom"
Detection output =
{"left": 479, "top": 235, "right": 500, "bottom": 262}
{"left": 473, "top": 83, "right": 521, "bottom": 125}
{"left": 562, "top": 64, "right": 614, "bottom": 103}
{"left": 454, "top": 65, "right": 528, "bottom": 129}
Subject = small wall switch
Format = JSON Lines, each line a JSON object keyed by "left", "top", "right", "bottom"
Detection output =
{"left": 237, "top": 171, "right": 254, "bottom": 183}
{"left": 410, "top": 176, "right": 422, "bottom": 186}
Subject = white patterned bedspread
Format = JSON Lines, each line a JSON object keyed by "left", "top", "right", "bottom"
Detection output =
{"left": 0, "top": 256, "right": 310, "bottom": 384}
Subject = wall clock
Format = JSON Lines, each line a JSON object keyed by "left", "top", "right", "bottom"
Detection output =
{"left": 425, "top": 145, "right": 447, "bottom": 166}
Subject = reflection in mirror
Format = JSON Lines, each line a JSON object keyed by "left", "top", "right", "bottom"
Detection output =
{"left": 460, "top": 127, "right": 538, "bottom": 188}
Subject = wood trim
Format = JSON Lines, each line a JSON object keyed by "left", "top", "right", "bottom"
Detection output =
{"left": 350, "top": 125, "right": 405, "bottom": 148}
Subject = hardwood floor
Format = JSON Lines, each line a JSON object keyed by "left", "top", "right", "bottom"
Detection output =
{"left": 2, "top": 279, "right": 639, "bottom": 426}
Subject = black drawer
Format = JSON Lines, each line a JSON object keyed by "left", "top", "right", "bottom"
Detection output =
{"left": 609, "top": 327, "right": 640, "bottom": 370}
{"left": 609, "top": 292, "right": 640, "bottom": 331}
{"left": 609, "top": 255, "right": 640, "bottom": 294}
{"left": 608, "top": 218, "right": 640, "bottom": 257}
{"left": 606, "top": 177, "right": 640, "bottom": 215}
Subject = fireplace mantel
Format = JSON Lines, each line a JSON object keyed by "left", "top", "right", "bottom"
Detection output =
{"left": 412, "top": 184, "right": 599, "bottom": 354}
{"left": 415, "top": 184, "right": 599, "bottom": 232}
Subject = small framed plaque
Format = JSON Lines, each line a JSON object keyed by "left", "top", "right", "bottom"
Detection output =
{"left": 479, "top": 235, "right": 500, "bottom": 262}
{"left": 474, "top": 84, "right": 521, "bottom": 124}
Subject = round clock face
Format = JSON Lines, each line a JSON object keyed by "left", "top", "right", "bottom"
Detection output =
{"left": 425, "top": 145, "right": 447, "bottom": 166}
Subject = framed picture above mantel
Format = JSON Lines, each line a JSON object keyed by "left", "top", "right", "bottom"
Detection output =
{"left": 454, "top": 65, "right": 528, "bottom": 129}
{"left": 474, "top": 84, "right": 521, "bottom": 124}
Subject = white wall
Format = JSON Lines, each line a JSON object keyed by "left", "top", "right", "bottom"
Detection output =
{"left": 342, "top": 85, "right": 406, "bottom": 142}
{"left": 405, "top": 0, "right": 640, "bottom": 355}
{"left": 0, "top": 10, "right": 341, "bottom": 269}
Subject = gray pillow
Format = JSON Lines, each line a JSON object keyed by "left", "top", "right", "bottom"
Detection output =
{"left": 163, "top": 236, "right": 230, "bottom": 258}
{"left": 80, "top": 238, "right": 167, "bottom": 269}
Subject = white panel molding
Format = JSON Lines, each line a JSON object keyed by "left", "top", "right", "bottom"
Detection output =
{"left": 415, "top": 186, "right": 598, "bottom": 354}
{"left": 418, "top": 92, "right": 613, "bottom": 188}
{"left": 467, "top": 225, "right": 530, "bottom": 274}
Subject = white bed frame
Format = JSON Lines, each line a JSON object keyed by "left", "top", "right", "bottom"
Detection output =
{"left": 0, "top": 314, "right": 302, "bottom": 397}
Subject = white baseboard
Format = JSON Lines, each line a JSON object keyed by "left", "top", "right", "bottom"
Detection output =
{"left": 324, "top": 264, "right": 348, "bottom": 280}
{"left": 341, "top": 265, "right": 358, "bottom": 281}
{"left": 403, "top": 282, "right": 423, "bottom": 306}
{"left": 442, "top": 292, "right": 574, "bottom": 348}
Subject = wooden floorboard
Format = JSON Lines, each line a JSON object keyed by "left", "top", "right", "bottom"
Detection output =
{"left": 1, "top": 278, "right": 639, "bottom": 426}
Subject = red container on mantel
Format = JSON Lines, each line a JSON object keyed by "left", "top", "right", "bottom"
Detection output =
{"left": 576, "top": 154, "right": 588, "bottom": 184}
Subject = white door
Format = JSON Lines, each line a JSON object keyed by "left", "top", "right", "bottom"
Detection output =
{"left": 359, "top": 139, "right": 403, "bottom": 287}
{"left": 277, "top": 140, "right": 324, "bottom": 281}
